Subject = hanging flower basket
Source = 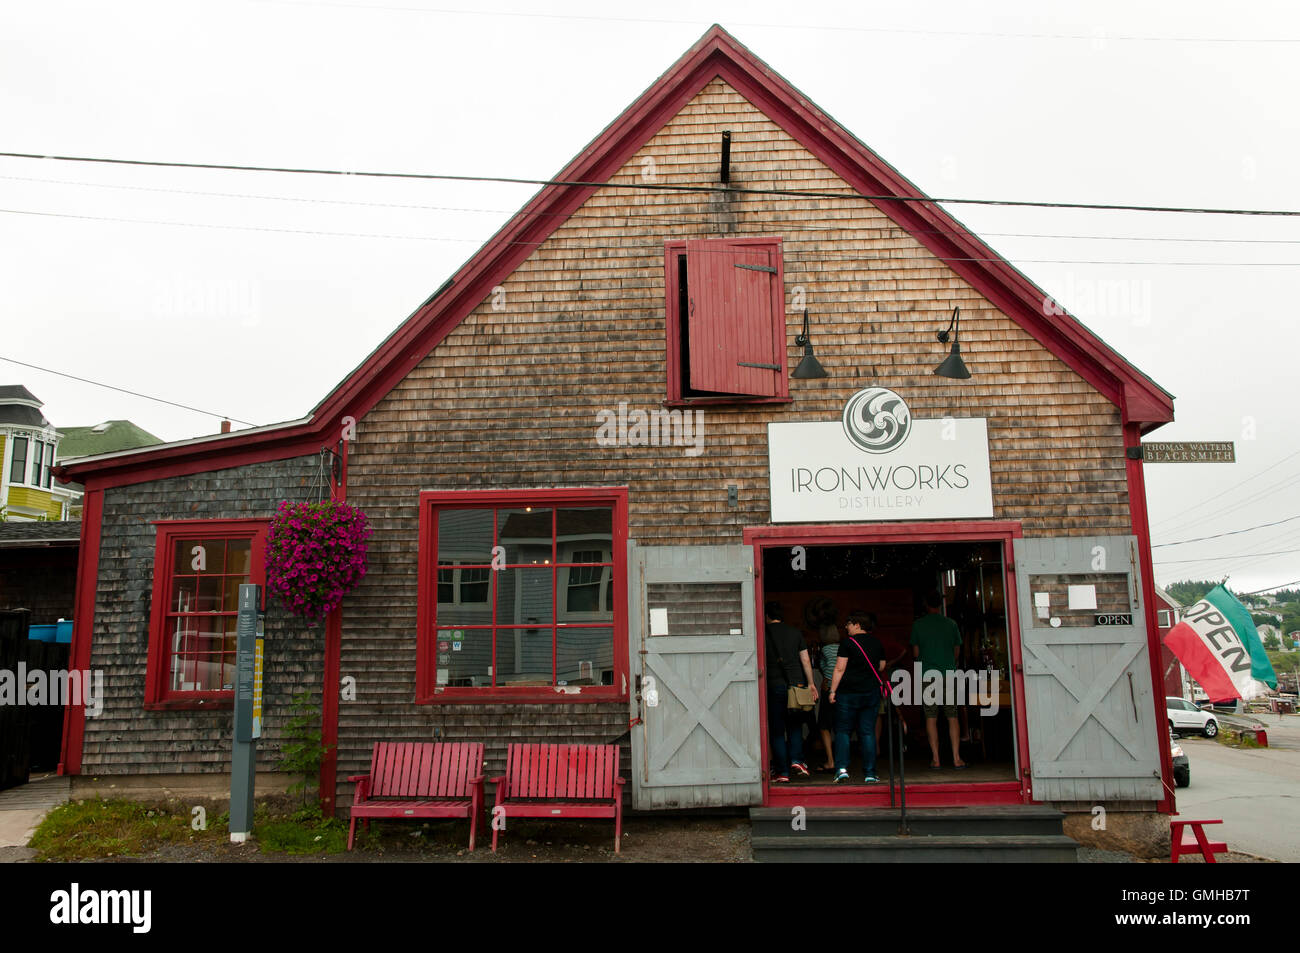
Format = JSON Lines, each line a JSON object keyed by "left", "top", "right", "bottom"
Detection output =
{"left": 266, "top": 500, "right": 372, "bottom": 626}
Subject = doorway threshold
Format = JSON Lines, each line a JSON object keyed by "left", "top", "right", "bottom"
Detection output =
{"left": 766, "top": 780, "right": 1022, "bottom": 808}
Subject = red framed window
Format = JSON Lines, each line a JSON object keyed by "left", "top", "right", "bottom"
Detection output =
{"left": 144, "top": 519, "right": 268, "bottom": 709}
{"left": 665, "top": 236, "right": 788, "bottom": 403}
{"left": 416, "top": 487, "right": 629, "bottom": 703}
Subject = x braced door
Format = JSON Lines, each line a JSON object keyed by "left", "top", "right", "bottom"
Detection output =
{"left": 1013, "top": 535, "right": 1163, "bottom": 801}
{"left": 627, "top": 543, "right": 763, "bottom": 809}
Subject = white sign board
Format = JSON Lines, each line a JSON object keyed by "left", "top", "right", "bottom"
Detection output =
{"left": 767, "top": 388, "right": 993, "bottom": 523}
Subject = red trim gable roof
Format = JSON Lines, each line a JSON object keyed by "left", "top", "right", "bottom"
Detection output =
{"left": 58, "top": 25, "right": 1173, "bottom": 489}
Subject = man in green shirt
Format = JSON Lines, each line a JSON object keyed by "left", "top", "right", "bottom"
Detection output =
{"left": 910, "top": 591, "right": 967, "bottom": 770}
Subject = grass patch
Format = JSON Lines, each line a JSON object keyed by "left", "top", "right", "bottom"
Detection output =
{"left": 29, "top": 799, "right": 222, "bottom": 862}
{"left": 253, "top": 804, "right": 348, "bottom": 855}
{"left": 1216, "top": 730, "right": 1263, "bottom": 749}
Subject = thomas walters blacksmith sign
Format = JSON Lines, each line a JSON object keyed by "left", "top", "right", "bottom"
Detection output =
{"left": 767, "top": 387, "right": 994, "bottom": 522}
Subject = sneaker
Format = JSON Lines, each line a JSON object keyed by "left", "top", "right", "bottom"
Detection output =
{"left": 832, "top": 769, "right": 851, "bottom": 784}
{"left": 863, "top": 774, "right": 879, "bottom": 784}
{"left": 790, "top": 762, "right": 810, "bottom": 778}
{"left": 771, "top": 771, "right": 790, "bottom": 783}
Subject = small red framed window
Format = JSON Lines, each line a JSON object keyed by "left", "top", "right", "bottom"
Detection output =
{"left": 144, "top": 519, "right": 268, "bottom": 709}
{"left": 665, "top": 236, "right": 788, "bottom": 403}
{"left": 416, "top": 487, "right": 629, "bottom": 703}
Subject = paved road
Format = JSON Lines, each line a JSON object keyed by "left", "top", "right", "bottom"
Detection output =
{"left": 1174, "top": 723, "right": 1300, "bottom": 862}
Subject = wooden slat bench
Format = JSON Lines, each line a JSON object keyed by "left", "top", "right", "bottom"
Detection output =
{"left": 490, "top": 743, "right": 625, "bottom": 853}
{"left": 348, "top": 741, "right": 485, "bottom": 851}
{"left": 1171, "top": 818, "right": 1228, "bottom": 863}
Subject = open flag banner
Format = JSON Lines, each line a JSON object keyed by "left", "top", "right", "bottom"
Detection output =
{"left": 1164, "top": 585, "right": 1278, "bottom": 702}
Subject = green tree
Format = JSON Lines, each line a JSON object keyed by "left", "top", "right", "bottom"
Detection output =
{"left": 1165, "top": 579, "right": 1228, "bottom": 607}
{"left": 278, "top": 691, "right": 330, "bottom": 808}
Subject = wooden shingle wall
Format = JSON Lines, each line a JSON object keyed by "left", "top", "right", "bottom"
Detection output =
{"left": 82, "top": 457, "right": 323, "bottom": 774}
{"left": 337, "top": 80, "right": 1135, "bottom": 805}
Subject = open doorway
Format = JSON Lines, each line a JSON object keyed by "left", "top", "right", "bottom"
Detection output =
{"left": 761, "top": 540, "right": 1018, "bottom": 790}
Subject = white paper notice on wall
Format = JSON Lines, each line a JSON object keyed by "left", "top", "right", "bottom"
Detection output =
{"left": 1034, "top": 592, "right": 1050, "bottom": 608}
{"left": 1036, "top": 606, "right": 1050, "bottom": 620}
{"left": 649, "top": 607, "right": 669, "bottom": 636}
{"left": 1068, "top": 585, "right": 1098, "bottom": 610}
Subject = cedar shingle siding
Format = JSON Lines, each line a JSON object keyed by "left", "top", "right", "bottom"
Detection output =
{"left": 78, "top": 80, "right": 1136, "bottom": 806}
{"left": 333, "top": 80, "right": 1130, "bottom": 808}
{"left": 81, "top": 457, "right": 322, "bottom": 773}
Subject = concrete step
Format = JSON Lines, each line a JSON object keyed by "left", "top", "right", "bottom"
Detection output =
{"left": 750, "top": 804, "right": 1067, "bottom": 839}
{"left": 752, "top": 833, "right": 1081, "bottom": 863}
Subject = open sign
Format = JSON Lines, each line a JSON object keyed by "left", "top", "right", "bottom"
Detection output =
{"left": 1095, "top": 613, "right": 1133, "bottom": 626}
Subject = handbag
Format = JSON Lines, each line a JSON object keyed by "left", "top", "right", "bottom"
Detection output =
{"left": 769, "top": 632, "right": 815, "bottom": 711}
{"left": 787, "top": 684, "right": 816, "bottom": 711}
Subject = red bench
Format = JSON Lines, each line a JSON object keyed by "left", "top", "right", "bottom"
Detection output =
{"left": 1171, "top": 817, "right": 1227, "bottom": 863}
{"left": 348, "top": 741, "right": 485, "bottom": 851}
{"left": 491, "top": 743, "right": 625, "bottom": 853}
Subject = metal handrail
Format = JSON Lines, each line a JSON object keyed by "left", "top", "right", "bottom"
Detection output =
{"left": 895, "top": 699, "right": 909, "bottom": 835}
{"left": 887, "top": 697, "right": 896, "bottom": 808}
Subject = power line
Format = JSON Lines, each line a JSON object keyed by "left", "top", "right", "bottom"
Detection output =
{"left": 8, "top": 172, "right": 1300, "bottom": 246}
{"left": 0, "top": 355, "right": 258, "bottom": 427}
{"left": 1155, "top": 548, "right": 1300, "bottom": 565}
{"left": 1152, "top": 514, "right": 1300, "bottom": 548}
{"left": 0, "top": 173, "right": 519, "bottom": 216}
{"left": 6, "top": 206, "right": 1300, "bottom": 266}
{"left": 263, "top": 2, "right": 1300, "bottom": 44}
{"left": 3, "top": 151, "right": 1300, "bottom": 217}
{"left": 1149, "top": 448, "right": 1300, "bottom": 530}
{"left": 1239, "top": 578, "right": 1300, "bottom": 596}
{"left": 1151, "top": 466, "right": 1300, "bottom": 537}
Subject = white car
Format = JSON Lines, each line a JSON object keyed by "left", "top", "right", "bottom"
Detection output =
{"left": 1167, "top": 697, "right": 1218, "bottom": 738}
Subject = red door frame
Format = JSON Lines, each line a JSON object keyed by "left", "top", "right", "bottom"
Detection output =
{"left": 742, "top": 520, "right": 1031, "bottom": 808}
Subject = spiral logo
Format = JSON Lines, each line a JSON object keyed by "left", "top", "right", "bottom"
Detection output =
{"left": 842, "top": 387, "right": 912, "bottom": 454}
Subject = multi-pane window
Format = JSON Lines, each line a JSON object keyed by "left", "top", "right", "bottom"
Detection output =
{"left": 30, "top": 440, "right": 44, "bottom": 485}
{"left": 437, "top": 561, "right": 490, "bottom": 604}
{"left": 145, "top": 520, "right": 267, "bottom": 706}
{"left": 8, "top": 437, "right": 27, "bottom": 485}
{"left": 418, "top": 489, "right": 626, "bottom": 700}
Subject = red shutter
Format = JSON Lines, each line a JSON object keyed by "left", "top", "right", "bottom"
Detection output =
{"left": 685, "top": 239, "right": 782, "bottom": 396}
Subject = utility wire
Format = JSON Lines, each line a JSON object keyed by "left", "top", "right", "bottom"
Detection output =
{"left": 0, "top": 355, "right": 258, "bottom": 427}
{"left": 1155, "top": 548, "right": 1300, "bottom": 565}
{"left": 5, "top": 207, "right": 1300, "bottom": 266}
{"left": 1150, "top": 448, "right": 1300, "bottom": 529}
{"left": 1149, "top": 467, "right": 1300, "bottom": 539}
{"left": 7, "top": 172, "right": 1300, "bottom": 246}
{"left": 1239, "top": 578, "right": 1300, "bottom": 596}
{"left": 263, "top": 2, "right": 1300, "bottom": 44}
{"left": 3, "top": 151, "right": 1299, "bottom": 217}
{"left": 1153, "top": 513, "right": 1300, "bottom": 548}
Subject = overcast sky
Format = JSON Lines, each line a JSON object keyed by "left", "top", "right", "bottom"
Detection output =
{"left": 2, "top": 0, "right": 1298, "bottom": 594}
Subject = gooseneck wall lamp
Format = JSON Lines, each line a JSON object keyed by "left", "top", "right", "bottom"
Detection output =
{"left": 792, "top": 309, "right": 829, "bottom": 379}
{"left": 934, "top": 306, "right": 972, "bottom": 379}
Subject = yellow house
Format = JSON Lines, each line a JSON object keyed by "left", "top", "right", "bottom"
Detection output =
{"left": 0, "top": 385, "right": 83, "bottom": 521}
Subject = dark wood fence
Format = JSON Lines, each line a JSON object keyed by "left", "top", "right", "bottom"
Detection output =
{"left": 0, "top": 609, "right": 69, "bottom": 791}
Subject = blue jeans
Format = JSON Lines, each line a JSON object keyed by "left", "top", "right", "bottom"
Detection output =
{"left": 834, "top": 691, "right": 880, "bottom": 777}
{"left": 768, "top": 682, "right": 806, "bottom": 774}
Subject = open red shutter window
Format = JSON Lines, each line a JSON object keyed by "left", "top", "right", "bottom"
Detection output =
{"left": 684, "top": 239, "right": 782, "bottom": 396}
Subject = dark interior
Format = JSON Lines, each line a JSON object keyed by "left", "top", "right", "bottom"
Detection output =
{"left": 762, "top": 541, "right": 1017, "bottom": 786}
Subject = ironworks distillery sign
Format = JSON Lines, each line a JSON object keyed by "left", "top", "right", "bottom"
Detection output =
{"left": 767, "top": 386, "right": 994, "bottom": 522}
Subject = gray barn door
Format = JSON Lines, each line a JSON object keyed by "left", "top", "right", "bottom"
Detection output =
{"left": 1013, "top": 536, "right": 1163, "bottom": 802}
{"left": 627, "top": 542, "right": 763, "bottom": 809}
